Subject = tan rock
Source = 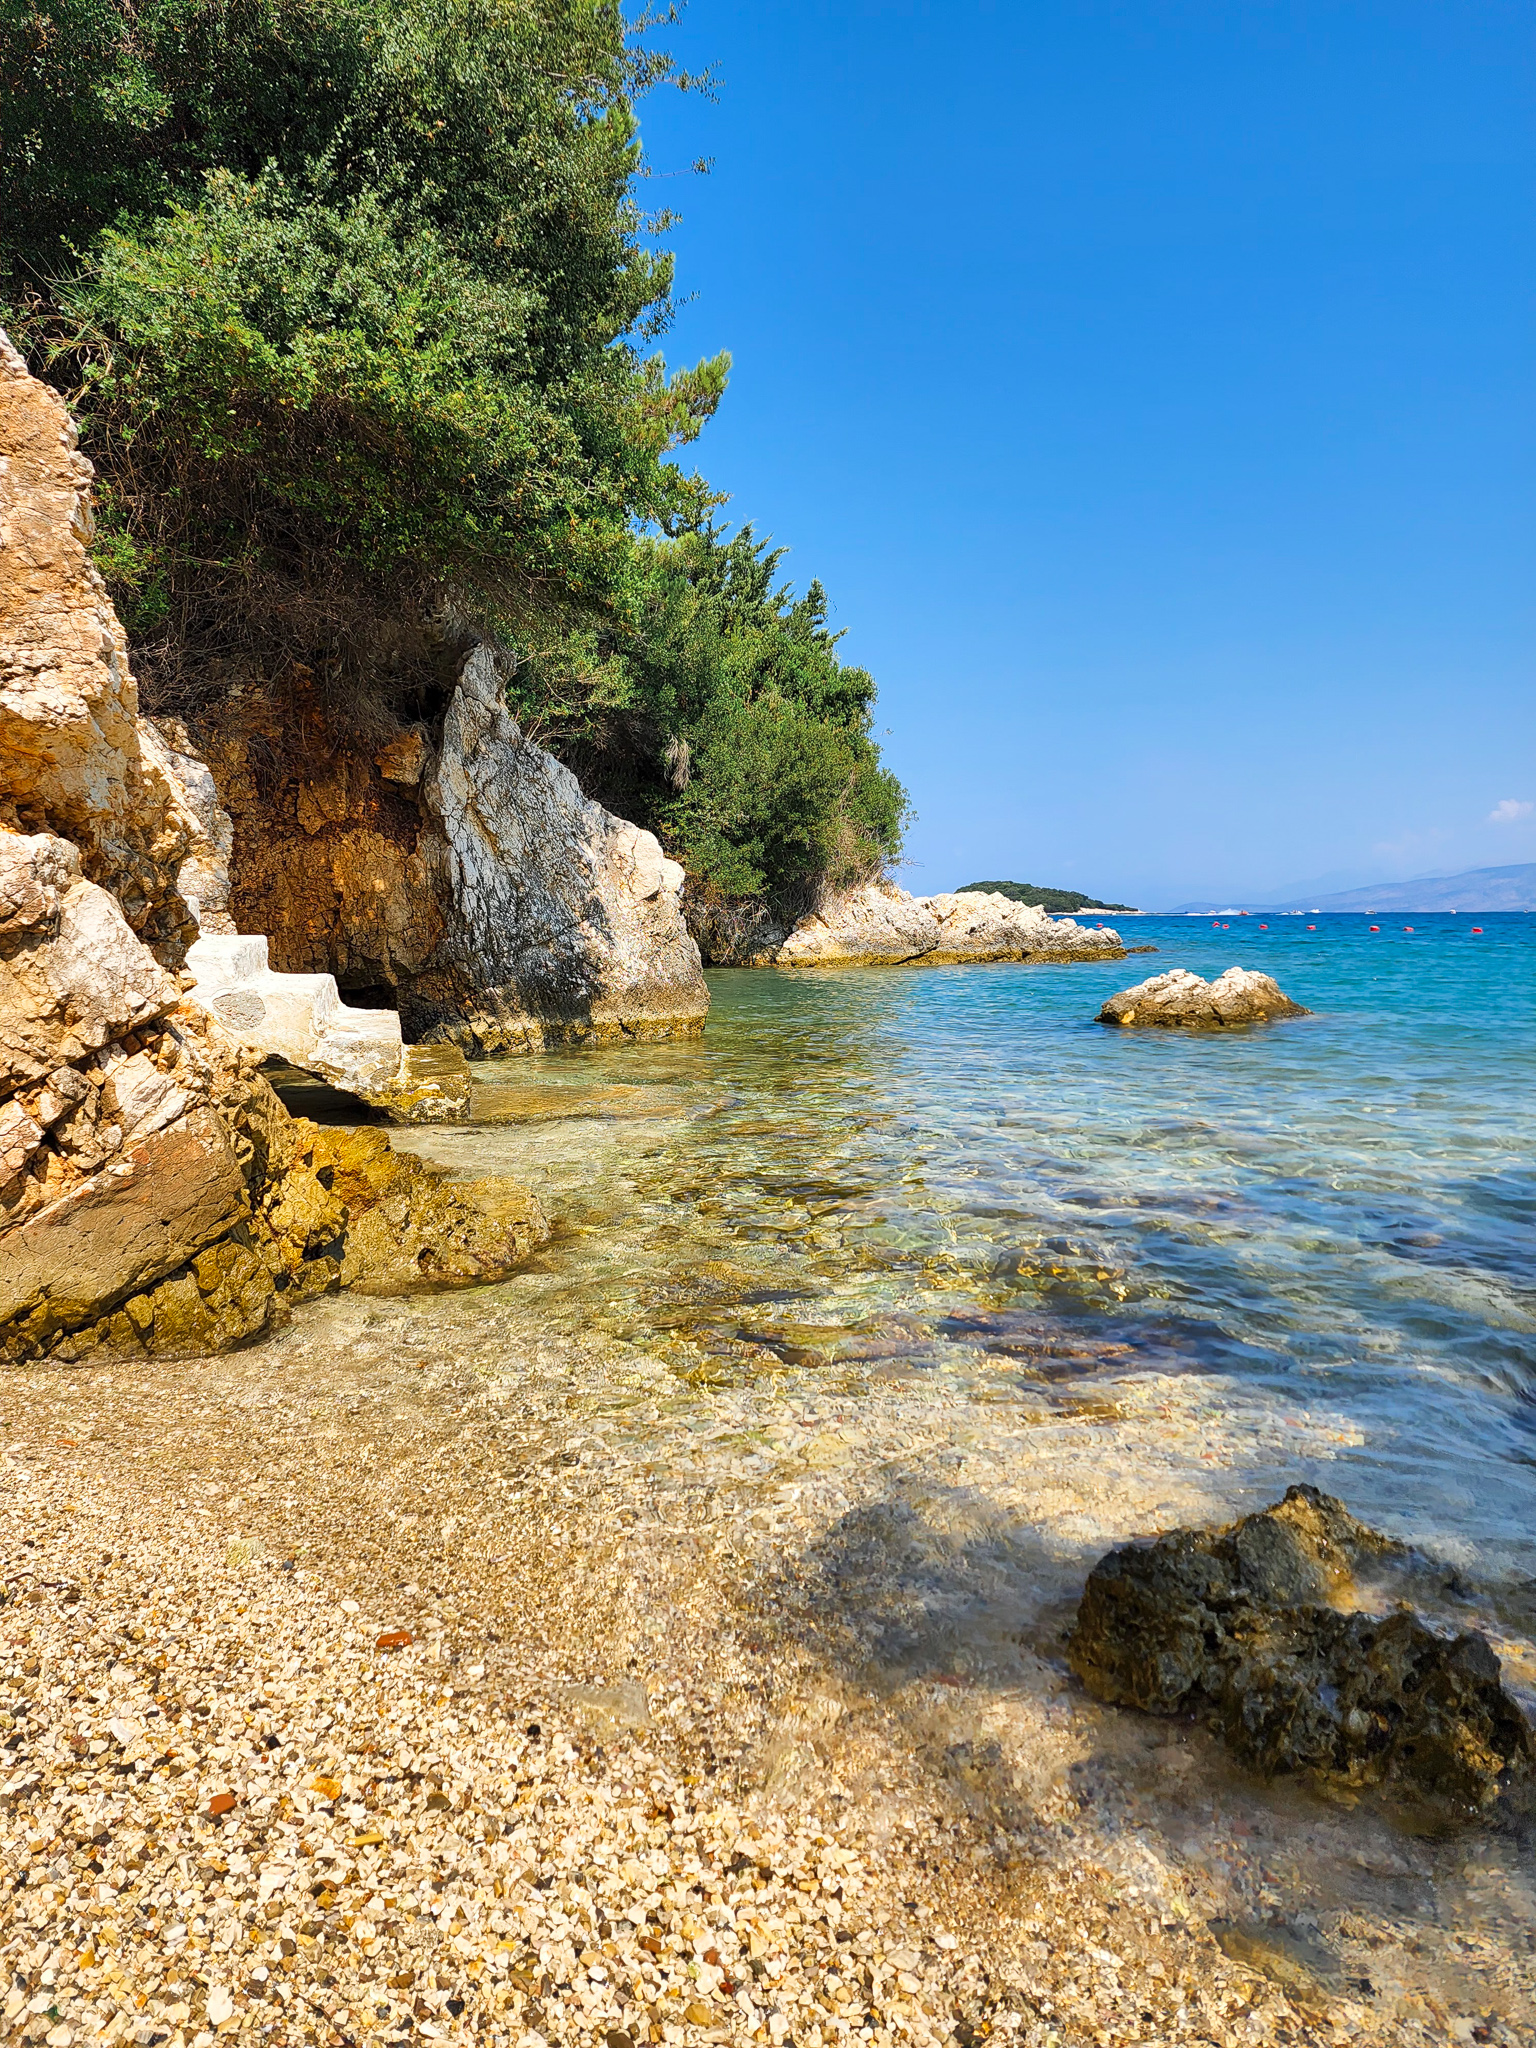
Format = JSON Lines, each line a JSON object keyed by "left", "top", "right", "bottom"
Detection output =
{"left": 0, "top": 332, "right": 217, "bottom": 957}
{"left": 0, "top": 830, "right": 175, "bottom": 1092}
{"left": 777, "top": 881, "right": 1125, "bottom": 967}
{"left": 1097, "top": 965, "right": 1308, "bottom": 1028}
{"left": 0, "top": 1108, "right": 248, "bottom": 1349}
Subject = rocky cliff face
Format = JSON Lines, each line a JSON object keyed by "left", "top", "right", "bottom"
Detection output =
{"left": 0, "top": 335, "right": 213, "bottom": 960}
{"left": 0, "top": 339, "right": 547, "bottom": 1362}
{"left": 189, "top": 649, "right": 709, "bottom": 1051}
{"left": 776, "top": 881, "right": 1127, "bottom": 967}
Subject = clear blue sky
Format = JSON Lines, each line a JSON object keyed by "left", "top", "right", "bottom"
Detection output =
{"left": 637, "top": 1, "right": 1534, "bottom": 909}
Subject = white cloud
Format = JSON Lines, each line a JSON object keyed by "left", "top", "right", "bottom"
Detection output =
{"left": 1487, "top": 798, "right": 1534, "bottom": 825}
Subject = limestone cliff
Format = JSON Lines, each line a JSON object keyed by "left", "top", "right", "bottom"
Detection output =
{"left": 0, "top": 335, "right": 213, "bottom": 961}
{"left": 0, "top": 340, "right": 547, "bottom": 1362}
{"left": 185, "top": 643, "right": 709, "bottom": 1052}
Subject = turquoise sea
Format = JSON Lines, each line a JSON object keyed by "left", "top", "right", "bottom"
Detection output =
{"left": 400, "top": 910, "right": 1536, "bottom": 1577}
{"left": 298, "top": 912, "right": 1536, "bottom": 2013}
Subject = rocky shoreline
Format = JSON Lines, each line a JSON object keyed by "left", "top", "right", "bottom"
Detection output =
{"left": 772, "top": 883, "right": 1126, "bottom": 969}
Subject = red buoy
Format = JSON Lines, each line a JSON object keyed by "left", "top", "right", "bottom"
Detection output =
{"left": 1307, "top": 924, "right": 1316, "bottom": 930}
{"left": 1404, "top": 926, "right": 1414, "bottom": 932}
{"left": 1370, "top": 925, "right": 1379, "bottom": 931}
{"left": 1472, "top": 926, "right": 1483, "bottom": 934}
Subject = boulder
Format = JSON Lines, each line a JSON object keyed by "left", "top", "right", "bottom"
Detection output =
{"left": 1097, "top": 965, "right": 1308, "bottom": 1027}
{"left": 1069, "top": 1486, "right": 1535, "bottom": 1813}
{"left": 414, "top": 644, "right": 709, "bottom": 1052}
{"left": 0, "top": 830, "right": 175, "bottom": 1094}
{"left": 42, "top": 1098, "right": 550, "bottom": 1363}
{"left": 776, "top": 881, "right": 1125, "bottom": 967}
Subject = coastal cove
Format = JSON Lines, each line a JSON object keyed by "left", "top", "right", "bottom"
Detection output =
{"left": 7, "top": 915, "right": 1534, "bottom": 2047}
{"left": 398, "top": 912, "right": 1536, "bottom": 1578}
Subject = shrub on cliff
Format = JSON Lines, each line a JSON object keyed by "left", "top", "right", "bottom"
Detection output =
{"left": 515, "top": 524, "right": 907, "bottom": 917}
{"left": 2, "top": 0, "right": 725, "bottom": 661}
{"left": 2, "top": 0, "right": 907, "bottom": 921}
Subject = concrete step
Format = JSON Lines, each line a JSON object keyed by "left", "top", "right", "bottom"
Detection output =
{"left": 184, "top": 935, "right": 470, "bottom": 1124}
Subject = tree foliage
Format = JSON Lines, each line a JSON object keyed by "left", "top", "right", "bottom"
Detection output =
{"left": 1, "top": 0, "right": 906, "bottom": 925}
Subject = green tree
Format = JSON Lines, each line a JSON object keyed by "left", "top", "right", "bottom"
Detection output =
{"left": 2, "top": 0, "right": 725, "bottom": 663}
{"left": 518, "top": 524, "right": 908, "bottom": 919}
{"left": 1, "top": 0, "right": 907, "bottom": 930}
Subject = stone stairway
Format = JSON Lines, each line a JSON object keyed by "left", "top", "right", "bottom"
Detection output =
{"left": 184, "top": 934, "right": 471, "bottom": 1123}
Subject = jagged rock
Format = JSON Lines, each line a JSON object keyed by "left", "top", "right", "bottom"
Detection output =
{"left": 0, "top": 342, "right": 548, "bottom": 1361}
{"left": 183, "top": 931, "right": 472, "bottom": 1123}
{"left": 778, "top": 881, "right": 940, "bottom": 966}
{"left": 1069, "top": 1486, "right": 1535, "bottom": 1813}
{"left": 777, "top": 881, "right": 1125, "bottom": 967}
{"left": 0, "top": 830, "right": 175, "bottom": 1093}
{"left": 925, "top": 889, "right": 1124, "bottom": 963}
{"left": 185, "top": 648, "right": 709, "bottom": 1053}
{"left": 45, "top": 1098, "right": 551, "bottom": 1362}
{"left": 1097, "top": 965, "right": 1309, "bottom": 1027}
{"left": 0, "top": 1107, "right": 248, "bottom": 1351}
{"left": 414, "top": 644, "right": 708, "bottom": 1052}
{"left": 143, "top": 716, "right": 235, "bottom": 932}
{"left": 0, "top": 332, "right": 220, "bottom": 960}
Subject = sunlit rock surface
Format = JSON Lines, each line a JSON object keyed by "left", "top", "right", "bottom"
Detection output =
{"left": 778, "top": 880, "right": 1125, "bottom": 966}
{"left": 1098, "top": 964, "right": 1308, "bottom": 1027}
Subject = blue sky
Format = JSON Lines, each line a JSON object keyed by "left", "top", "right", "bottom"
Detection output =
{"left": 637, "top": 1, "right": 1534, "bottom": 908}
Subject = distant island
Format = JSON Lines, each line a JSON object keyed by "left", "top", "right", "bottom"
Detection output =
{"left": 961, "top": 880, "right": 1139, "bottom": 913}
{"left": 1171, "top": 861, "right": 1536, "bottom": 915}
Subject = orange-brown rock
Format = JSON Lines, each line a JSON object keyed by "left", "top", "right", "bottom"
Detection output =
{"left": 0, "top": 333, "right": 215, "bottom": 959}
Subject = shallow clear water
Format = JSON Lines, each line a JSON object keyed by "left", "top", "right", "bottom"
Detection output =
{"left": 287, "top": 914, "right": 1536, "bottom": 2020}
{"left": 397, "top": 911, "right": 1536, "bottom": 1577}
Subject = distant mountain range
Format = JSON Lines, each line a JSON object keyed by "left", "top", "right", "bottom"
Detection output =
{"left": 1170, "top": 862, "right": 1536, "bottom": 915}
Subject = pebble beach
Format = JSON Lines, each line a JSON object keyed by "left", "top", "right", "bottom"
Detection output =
{"left": 7, "top": 925, "right": 1536, "bottom": 2048}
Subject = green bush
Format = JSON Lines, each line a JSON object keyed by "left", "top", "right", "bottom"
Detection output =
{"left": 2, "top": 0, "right": 906, "bottom": 925}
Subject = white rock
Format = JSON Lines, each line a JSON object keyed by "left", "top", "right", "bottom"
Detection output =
{"left": 1098, "top": 966, "right": 1309, "bottom": 1028}
{"left": 419, "top": 646, "right": 708, "bottom": 1053}
{"left": 777, "top": 882, "right": 1123, "bottom": 968}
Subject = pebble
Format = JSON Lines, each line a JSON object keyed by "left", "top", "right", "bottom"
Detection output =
{"left": 2, "top": 1327, "right": 1527, "bottom": 2048}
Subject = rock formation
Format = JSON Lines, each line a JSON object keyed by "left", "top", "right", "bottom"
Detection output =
{"left": 1, "top": 337, "right": 546, "bottom": 1362}
{"left": 186, "top": 646, "right": 709, "bottom": 1052}
{"left": 412, "top": 645, "right": 710, "bottom": 1052}
{"left": 1097, "top": 965, "right": 1308, "bottom": 1027}
{"left": 1069, "top": 1486, "right": 1535, "bottom": 1813}
{"left": 776, "top": 882, "right": 1125, "bottom": 967}
{"left": 0, "top": 334, "right": 211, "bottom": 959}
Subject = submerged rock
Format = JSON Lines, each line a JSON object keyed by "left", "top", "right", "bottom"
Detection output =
{"left": 1097, "top": 965, "right": 1308, "bottom": 1027}
{"left": 1069, "top": 1486, "right": 1535, "bottom": 1813}
{"left": 777, "top": 881, "right": 1125, "bottom": 967}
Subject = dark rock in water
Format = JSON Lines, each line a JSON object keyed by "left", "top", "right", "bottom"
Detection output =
{"left": 1207, "top": 1920, "right": 1343, "bottom": 2003}
{"left": 1068, "top": 1486, "right": 1535, "bottom": 1813}
{"left": 1098, "top": 966, "right": 1308, "bottom": 1026}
